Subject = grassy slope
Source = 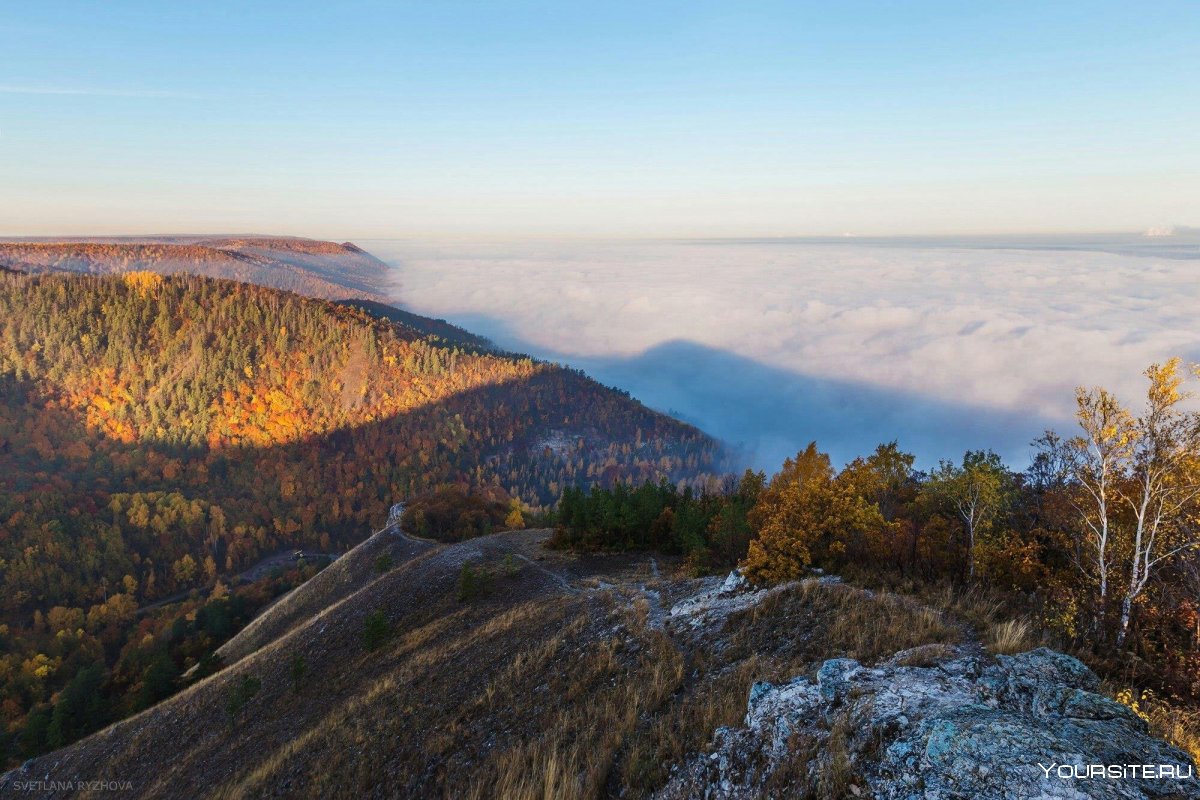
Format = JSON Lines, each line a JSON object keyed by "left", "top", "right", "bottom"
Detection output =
{"left": 7, "top": 532, "right": 960, "bottom": 800}
{"left": 214, "top": 526, "right": 435, "bottom": 667}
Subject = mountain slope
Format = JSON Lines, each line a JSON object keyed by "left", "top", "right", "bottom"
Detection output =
{"left": 10, "top": 533, "right": 1192, "bottom": 799}
{"left": 0, "top": 529, "right": 1075, "bottom": 799}
{"left": 212, "top": 525, "right": 436, "bottom": 667}
{"left": 336, "top": 299, "right": 494, "bottom": 351}
{"left": 0, "top": 269, "right": 723, "bottom": 764}
{"left": 0, "top": 236, "right": 389, "bottom": 301}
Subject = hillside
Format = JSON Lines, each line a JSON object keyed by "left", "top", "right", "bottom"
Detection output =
{"left": 0, "top": 236, "right": 389, "bottom": 301}
{"left": 212, "top": 525, "right": 437, "bottom": 667}
{"left": 6, "top": 529, "right": 1194, "bottom": 799}
{"left": 0, "top": 269, "right": 723, "bottom": 764}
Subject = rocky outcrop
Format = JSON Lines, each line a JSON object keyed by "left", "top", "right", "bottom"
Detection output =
{"left": 668, "top": 570, "right": 843, "bottom": 631}
{"left": 658, "top": 648, "right": 1199, "bottom": 799}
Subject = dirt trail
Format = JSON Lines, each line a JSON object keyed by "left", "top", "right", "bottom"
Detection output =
{"left": 514, "top": 553, "right": 582, "bottom": 595}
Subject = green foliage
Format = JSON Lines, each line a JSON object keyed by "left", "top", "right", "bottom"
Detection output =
{"left": 374, "top": 553, "right": 395, "bottom": 574}
{"left": 289, "top": 654, "right": 308, "bottom": 693}
{"left": 20, "top": 709, "right": 50, "bottom": 758}
{"left": 136, "top": 651, "right": 180, "bottom": 711}
{"left": 193, "top": 651, "right": 224, "bottom": 681}
{"left": 550, "top": 471, "right": 764, "bottom": 572}
{"left": 362, "top": 610, "right": 391, "bottom": 652}
{"left": 457, "top": 562, "right": 492, "bottom": 603}
{"left": 926, "top": 450, "right": 1013, "bottom": 580}
{"left": 225, "top": 674, "right": 262, "bottom": 724}
{"left": 47, "top": 664, "right": 109, "bottom": 750}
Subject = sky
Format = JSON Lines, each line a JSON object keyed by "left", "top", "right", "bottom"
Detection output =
{"left": 2, "top": 1, "right": 1198, "bottom": 237}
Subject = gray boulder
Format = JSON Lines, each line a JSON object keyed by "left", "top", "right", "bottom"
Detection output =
{"left": 658, "top": 648, "right": 1199, "bottom": 799}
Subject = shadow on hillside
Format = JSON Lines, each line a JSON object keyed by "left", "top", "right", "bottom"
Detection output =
{"left": 1, "top": 364, "right": 718, "bottom": 574}
{"left": 428, "top": 312, "right": 1059, "bottom": 471}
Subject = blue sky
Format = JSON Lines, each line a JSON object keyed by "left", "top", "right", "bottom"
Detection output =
{"left": 2, "top": 1, "right": 1197, "bottom": 237}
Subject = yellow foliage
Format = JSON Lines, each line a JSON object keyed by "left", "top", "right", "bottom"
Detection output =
{"left": 121, "top": 270, "right": 163, "bottom": 297}
{"left": 505, "top": 499, "right": 525, "bottom": 529}
{"left": 1115, "top": 687, "right": 1152, "bottom": 723}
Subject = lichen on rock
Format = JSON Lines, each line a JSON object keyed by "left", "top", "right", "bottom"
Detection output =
{"left": 657, "top": 648, "right": 1200, "bottom": 799}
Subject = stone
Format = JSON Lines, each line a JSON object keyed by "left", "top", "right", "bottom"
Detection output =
{"left": 656, "top": 649, "right": 1200, "bottom": 799}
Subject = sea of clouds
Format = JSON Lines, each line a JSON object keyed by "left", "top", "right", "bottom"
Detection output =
{"left": 366, "top": 236, "right": 1200, "bottom": 473}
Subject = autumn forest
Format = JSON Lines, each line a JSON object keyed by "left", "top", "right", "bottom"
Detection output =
{"left": 0, "top": 270, "right": 720, "bottom": 761}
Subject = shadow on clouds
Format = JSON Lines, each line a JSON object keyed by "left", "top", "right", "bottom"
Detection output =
{"left": 447, "top": 312, "right": 1058, "bottom": 472}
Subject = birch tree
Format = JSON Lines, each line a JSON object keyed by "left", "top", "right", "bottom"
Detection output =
{"left": 1038, "top": 388, "right": 1134, "bottom": 627}
{"left": 1051, "top": 359, "right": 1200, "bottom": 647}
{"left": 929, "top": 450, "right": 1009, "bottom": 580}
{"left": 1114, "top": 359, "right": 1200, "bottom": 647}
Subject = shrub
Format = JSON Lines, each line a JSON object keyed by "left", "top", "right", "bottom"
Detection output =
{"left": 458, "top": 562, "right": 492, "bottom": 602}
{"left": 362, "top": 610, "right": 391, "bottom": 652}
{"left": 401, "top": 487, "right": 510, "bottom": 542}
{"left": 226, "top": 674, "right": 261, "bottom": 724}
{"left": 193, "top": 651, "right": 224, "bottom": 681}
{"left": 289, "top": 654, "right": 307, "bottom": 693}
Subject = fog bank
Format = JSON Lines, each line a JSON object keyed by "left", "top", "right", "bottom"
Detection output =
{"left": 367, "top": 236, "right": 1200, "bottom": 472}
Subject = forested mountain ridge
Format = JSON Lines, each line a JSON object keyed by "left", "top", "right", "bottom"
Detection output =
{"left": 0, "top": 236, "right": 389, "bottom": 301}
{"left": 0, "top": 269, "right": 722, "bottom": 760}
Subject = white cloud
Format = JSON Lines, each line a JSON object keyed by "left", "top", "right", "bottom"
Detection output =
{"left": 367, "top": 238, "right": 1200, "bottom": 471}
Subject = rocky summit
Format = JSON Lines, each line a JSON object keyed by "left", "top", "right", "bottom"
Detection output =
{"left": 659, "top": 647, "right": 1200, "bottom": 799}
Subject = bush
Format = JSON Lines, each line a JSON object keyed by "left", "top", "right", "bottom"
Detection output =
{"left": 136, "top": 651, "right": 179, "bottom": 711}
{"left": 289, "top": 654, "right": 308, "bottom": 693}
{"left": 458, "top": 562, "right": 492, "bottom": 602}
{"left": 362, "top": 610, "right": 391, "bottom": 652}
{"left": 401, "top": 486, "right": 511, "bottom": 542}
{"left": 193, "top": 651, "right": 224, "bottom": 681}
{"left": 374, "top": 553, "right": 394, "bottom": 574}
{"left": 225, "top": 674, "right": 261, "bottom": 724}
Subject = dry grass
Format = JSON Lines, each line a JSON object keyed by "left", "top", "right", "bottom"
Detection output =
{"left": 468, "top": 624, "right": 685, "bottom": 800}
{"left": 32, "top": 536, "right": 1044, "bottom": 800}
{"left": 871, "top": 578, "right": 1048, "bottom": 658}
{"left": 889, "top": 642, "right": 959, "bottom": 667}
{"left": 986, "top": 617, "right": 1036, "bottom": 655}
{"left": 615, "top": 579, "right": 959, "bottom": 797}
{"left": 620, "top": 655, "right": 763, "bottom": 792}
{"left": 474, "top": 744, "right": 586, "bottom": 800}
{"left": 1146, "top": 703, "right": 1200, "bottom": 765}
{"left": 734, "top": 579, "right": 959, "bottom": 664}
{"left": 821, "top": 591, "right": 954, "bottom": 661}
{"left": 216, "top": 527, "right": 434, "bottom": 665}
{"left": 1107, "top": 687, "right": 1200, "bottom": 766}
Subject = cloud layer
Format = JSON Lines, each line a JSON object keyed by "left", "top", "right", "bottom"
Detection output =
{"left": 370, "top": 238, "right": 1200, "bottom": 471}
